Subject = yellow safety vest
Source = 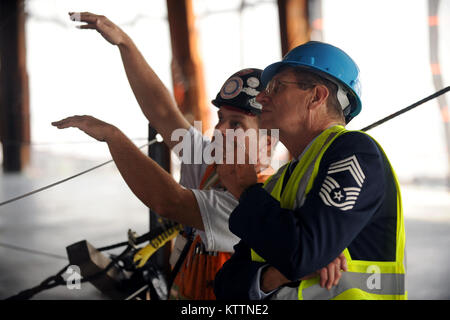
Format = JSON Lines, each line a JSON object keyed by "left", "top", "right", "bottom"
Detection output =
{"left": 251, "top": 125, "right": 407, "bottom": 300}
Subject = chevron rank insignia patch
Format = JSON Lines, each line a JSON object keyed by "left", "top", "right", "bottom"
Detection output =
{"left": 319, "top": 155, "right": 366, "bottom": 211}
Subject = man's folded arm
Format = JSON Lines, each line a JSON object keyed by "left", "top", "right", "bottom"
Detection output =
{"left": 228, "top": 145, "right": 384, "bottom": 280}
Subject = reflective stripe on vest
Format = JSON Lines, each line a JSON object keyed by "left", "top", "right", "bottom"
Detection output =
{"left": 251, "top": 125, "right": 407, "bottom": 300}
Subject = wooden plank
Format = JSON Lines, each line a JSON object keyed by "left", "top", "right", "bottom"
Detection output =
{"left": 277, "top": 0, "right": 311, "bottom": 56}
{"left": 0, "top": 0, "right": 30, "bottom": 172}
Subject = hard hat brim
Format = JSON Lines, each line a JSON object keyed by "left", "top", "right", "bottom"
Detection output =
{"left": 261, "top": 61, "right": 362, "bottom": 122}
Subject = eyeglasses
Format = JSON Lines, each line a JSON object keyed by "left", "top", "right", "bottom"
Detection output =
{"left": 264, "top": 78, "right": 315, "bottom": 96}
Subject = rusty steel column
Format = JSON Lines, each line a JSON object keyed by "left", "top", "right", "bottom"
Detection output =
{"left": 277, "top": 0, "right": 311, "bottom": 56}
{"left": 428, "top": 0, "right": 450, "bottom": 188}
{"left": 0, "top": 0, "right": 30, "bottom": 172}
{"left": 166, "top": 0, "right": 211, "bottom": 133}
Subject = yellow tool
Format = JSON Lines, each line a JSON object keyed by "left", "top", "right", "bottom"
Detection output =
{"left": 133, "top": 223, "right": 183, "bottom": 268}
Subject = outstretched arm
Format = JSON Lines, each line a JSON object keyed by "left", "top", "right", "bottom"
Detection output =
{"left": 69, "top": 12, "right": 190, "bottom": 149}
{"left": 52, "top": 115, "right": 203, "bottom": 230}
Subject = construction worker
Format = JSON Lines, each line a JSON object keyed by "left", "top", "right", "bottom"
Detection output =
{"left": 53, "top": 13, "right": 347, "bottom": 299}
{"left": 52, "top": 68, "right": 276, "bottom": 299}
{"left": 215, "top": 41, "right": 407, "bottom": 300}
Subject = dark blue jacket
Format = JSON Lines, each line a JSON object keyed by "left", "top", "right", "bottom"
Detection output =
{"left": 214, "top": 131, "right": 398, "bottom": 300}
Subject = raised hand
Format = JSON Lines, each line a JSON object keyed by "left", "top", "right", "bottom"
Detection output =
{"left": 69, "top": 12, "right": 127, "bottom": 46}
{"left": 67, "top": 11, "right": 191, "bottom": 149}
{"left": 52, "top": 115, "right": 117, "bottom": 142}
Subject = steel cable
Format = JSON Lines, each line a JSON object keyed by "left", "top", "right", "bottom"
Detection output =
{"left": 0, "top": 139, "right": 157, "bottom": 208}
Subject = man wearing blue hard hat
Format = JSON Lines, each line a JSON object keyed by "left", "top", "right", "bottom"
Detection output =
{"left": 215, "top": 41, "right": 406, "bottom": 300}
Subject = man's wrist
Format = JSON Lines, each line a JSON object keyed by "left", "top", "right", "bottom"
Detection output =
{"left": 117, "top": 33, "right": 133, "bottom": 50}
{"left": 104, "top": 125, "right": 121, "bottom": 143}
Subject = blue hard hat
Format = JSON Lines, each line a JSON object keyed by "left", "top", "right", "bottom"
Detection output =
{"left": 261, "top": 41, "right": 362, "bottom": 123}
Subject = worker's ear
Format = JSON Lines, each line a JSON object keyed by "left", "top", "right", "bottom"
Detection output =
{"left": 308, "top": 84, "right": 329, "bottom": 111}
